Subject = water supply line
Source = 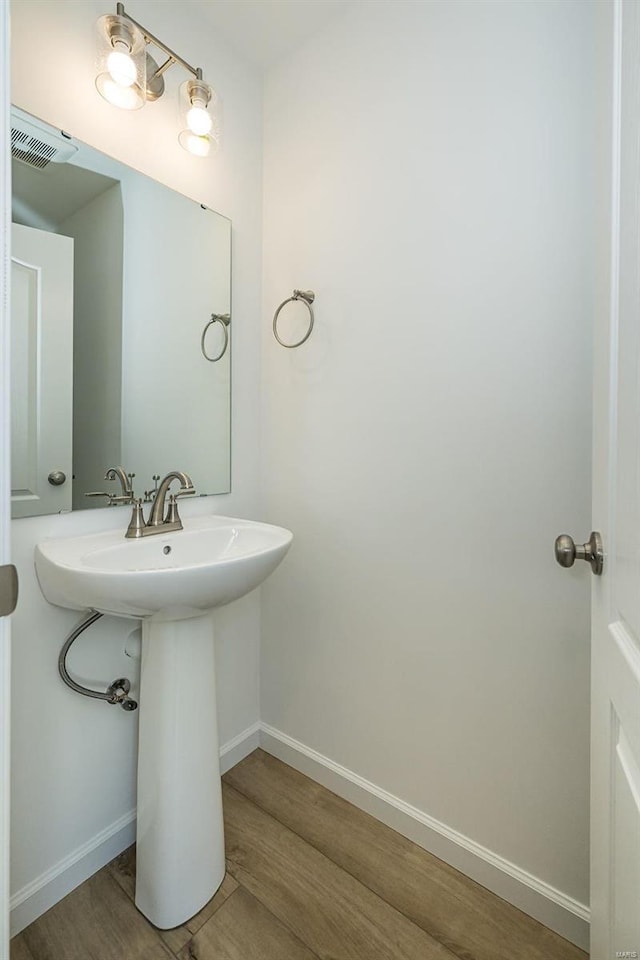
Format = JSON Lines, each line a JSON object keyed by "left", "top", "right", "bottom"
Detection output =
{"left": 58, "top": 611, "right": 138, "bottom": 711}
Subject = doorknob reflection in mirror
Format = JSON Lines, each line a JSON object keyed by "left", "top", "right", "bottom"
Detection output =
{"left": 554, "top": 531, "right": 604, "bottom": 575}
{"left": 48, "top": 471, "right": 66, "bottom": 486}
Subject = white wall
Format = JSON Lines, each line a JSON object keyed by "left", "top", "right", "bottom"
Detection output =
{"left": 261, "top": 0, "right": 596, "bottom": 931}
{"left": 9, "top": 0, "right": 262, "bottom": 929}
{"left": 62, "top": 184, "right": 124, "bottom": 508}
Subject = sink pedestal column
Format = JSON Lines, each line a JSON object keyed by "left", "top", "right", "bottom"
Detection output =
{"left": 135, "top": 612, "right": 225, "bottom": 929}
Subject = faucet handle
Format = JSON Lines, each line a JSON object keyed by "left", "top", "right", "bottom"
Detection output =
{"left": 165, "top": 487, "right": 195, "bottom": 524}
{"left": 84, "top": 491, "right": 117, "bottom": 505}
{"left": 125, "top": 499, "right": 146, "bottom": 539}
{"left": 143, "top": 474, "right": 161, "bottom": 503}
{"left": 165, "top": 494, "right": 180, "bottom": 525}
{"left": 85, "top": 490, "right": 135, "bottom": 505}
{"left": 174, "top": 486, "right": 196, "bottom": 499}
{"left": 165, "top": 484, "right": 196, "bottom": 526}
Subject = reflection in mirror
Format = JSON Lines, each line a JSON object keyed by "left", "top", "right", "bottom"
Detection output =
{"left": 10, "top": 107, "right": 231, "bottom": 519}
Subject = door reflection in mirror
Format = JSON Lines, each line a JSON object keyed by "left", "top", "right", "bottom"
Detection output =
{"left": 10, "top": 106, "right": 231, "bottom": 518}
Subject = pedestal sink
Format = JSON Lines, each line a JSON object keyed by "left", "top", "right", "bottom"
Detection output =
{"left": 34, "top": 514, "right": 292, "bottom": 929}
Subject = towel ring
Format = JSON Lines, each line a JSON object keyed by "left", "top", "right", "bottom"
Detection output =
{"left": 201, "top": 313, "right": 231, "bottom": 362}
{"left": 273, "top": 289, "right": 315, "bottom": 348}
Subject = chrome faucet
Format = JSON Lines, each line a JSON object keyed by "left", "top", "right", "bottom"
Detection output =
{"left": 106, "top": 466, "right": 135, "bottom": 499}
{"left": 148, "top": 471, "right": 195, "bottom": 526}
{"left": 126, "top": 471, "right": 195, "bottom": 539}
{"left": 85, "top": 466, "right": 135, "bottom": 506}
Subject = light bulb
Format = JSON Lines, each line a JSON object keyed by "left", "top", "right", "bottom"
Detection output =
{"left": 186, "top": 102, "right": 212, "bottom": 136}
{"left": 178, "top": 130, "right": 211, "bottom": 157}
{"left": 107, "top": 46, "right": 136, "bottom": 87}
{"left": 96, "top": 15, "right": 146, "bottom": 109}
{"left": 96, "top": 74, "right": 144, "bottom": 110}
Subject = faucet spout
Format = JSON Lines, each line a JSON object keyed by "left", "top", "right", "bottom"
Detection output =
{"left": 147, "top": 471, "right": 195, "bottom": 527}
{"left": 105, "top": 466, "right": 134, "bottom": 500}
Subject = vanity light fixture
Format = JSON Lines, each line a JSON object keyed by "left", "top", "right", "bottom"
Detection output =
{"left": 95, "top": 2, "right": 219, "bottom": 156}
{"left": 178, "top": 77, "right": 218, "bottom": 157}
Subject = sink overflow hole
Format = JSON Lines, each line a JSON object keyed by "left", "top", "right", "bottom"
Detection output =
{"left": 163, "top": 545, "right": 171, "bottom": 555}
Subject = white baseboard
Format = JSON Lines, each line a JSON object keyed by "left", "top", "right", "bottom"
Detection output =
{"left": 9, "top": 720, "right": 261, "bottom": 938}
{"left": 10, "top": 720, "right": 590, "bottom": 952}
{"left": 259, "top": 723, "right": 590, "bottom": 953}
{"left": 9, "top": 810, "right": 136, "bottom": 938}
{"left": 220, "top": 721, "right": 261, "bottom": 774}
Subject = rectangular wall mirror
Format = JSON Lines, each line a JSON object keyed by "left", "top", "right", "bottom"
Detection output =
{"left": 10, "top": 106, "right": 231, "bottom": 519}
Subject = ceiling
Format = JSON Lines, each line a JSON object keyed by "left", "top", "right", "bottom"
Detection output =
{"left": 12, "top": 156, "right": 116, "bottom": 231}
{"left": 185, "top": 0, "right": 354, "bottom": 71}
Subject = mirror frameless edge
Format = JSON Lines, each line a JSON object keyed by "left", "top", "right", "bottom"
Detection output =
{"left": 10, "top": 105, "right": 232, "bottom": 519}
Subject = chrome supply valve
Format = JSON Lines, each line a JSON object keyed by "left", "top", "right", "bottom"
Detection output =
{"left": 58, "top": 611, "right": 138, "bottom": 713}
{"left": 106, "top": 677, "right": 138, "bottom": 711}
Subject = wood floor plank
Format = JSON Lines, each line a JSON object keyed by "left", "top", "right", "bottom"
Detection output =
{"left": 9, "top": 933, "right": 37, "bottom": 960}
{"left": 222, "top": 782, "right": 459, "bottom": 960}
{"left": 107, "top": 844, "right": 137, "bottom": 900}
{"left": 108, "top": 844, "right": 239, "bottom": 953}
{"left": 18, "top": 868, "right": 173, "bottom": 960}
{"left": 178, "top": 886, "right": 319, "bottom": 960}
{"left": 224, "top": 750, "right": 587, "bottom": 960}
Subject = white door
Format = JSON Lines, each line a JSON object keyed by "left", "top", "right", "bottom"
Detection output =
{"left": 10, "top": 223, "right": 73, "bottom": 517}
{"left": 590, "top": 0, "right": 640, "bottom": 956}
{"left": 1, "top": 3, "right": 12, "bottom": 957}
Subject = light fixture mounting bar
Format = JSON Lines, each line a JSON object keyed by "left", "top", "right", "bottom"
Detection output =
{"left": 115, "top": 2, "right": 201, "bottom": 80}
{"left": 151, "top": 57, "right": 177, "bottom": 82}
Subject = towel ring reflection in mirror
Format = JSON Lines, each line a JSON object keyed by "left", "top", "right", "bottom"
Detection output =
{"left": 273, "top": 289, "right": 315, "bottom": 348}
{"left": 201, "top": 313, "right": 230, "bottom": 362}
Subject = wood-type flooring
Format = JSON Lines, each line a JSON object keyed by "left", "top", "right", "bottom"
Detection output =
{"left": 10, "top": 749, "right": 588, "bottom": 960}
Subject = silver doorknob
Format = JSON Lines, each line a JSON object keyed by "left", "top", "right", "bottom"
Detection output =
{"left": 48, "top": 471, "right": 66, "bottom": 486}
{"left": 554, "top": 531, "right": 604, "bottom": 576}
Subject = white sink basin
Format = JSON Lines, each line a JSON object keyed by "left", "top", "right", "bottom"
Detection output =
{"left": 35, "top": 513, "right": 292, "bottom": 620}
{"left": 34, "top": 512, "right": 292, "bottom": 930}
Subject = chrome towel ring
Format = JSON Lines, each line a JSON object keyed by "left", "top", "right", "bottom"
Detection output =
{"left": 201, "top": 313, "right": 231, "bottom": 361}
{"left": 273, "top": 289, "right": 315, "bottom": 348}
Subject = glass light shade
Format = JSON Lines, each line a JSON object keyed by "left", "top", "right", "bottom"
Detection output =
{"left": 95, "top": 14, "right": 147, "bottom": 111}
{"left": 178, "top": 131, "right": 211, "bottom": 157}
{"left": 178, "top": 79, "right": 221, "bottom": 158}
{"left": 107, "top": 49, "right": 137, "bottom": 87}
{"left": 186, "top": 104, "right": 212, "bottom": 136}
